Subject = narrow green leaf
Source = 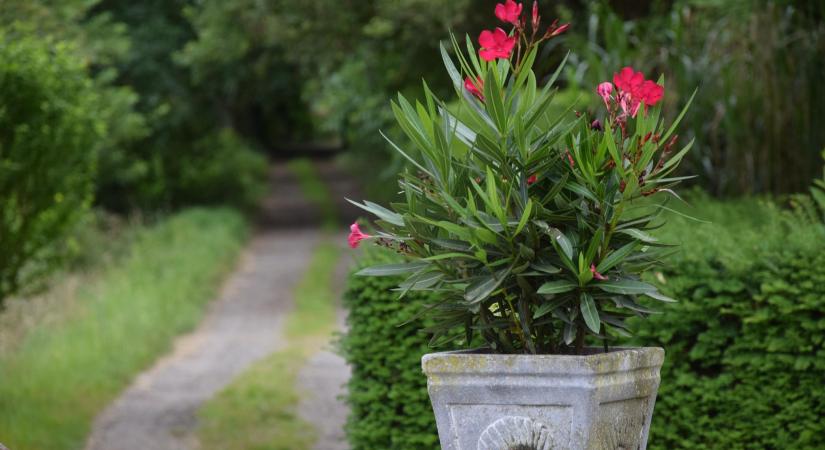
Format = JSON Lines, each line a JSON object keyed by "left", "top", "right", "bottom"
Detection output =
{"left": 514, "top": 199, "right": 533, "bottom": 235}
{"left": 440, "top": 43, "right": 462, "bottom": 89}
{"left": 464, "top": 269, "right": 509, "bottom": 303}
{"left": 356, "top": 261, "right": 429, "bottom": 276}
{"left": 564, "top": 322, "right": 576, "bottom": 345}
{"left": 346, "top": 198, "right": 404, "bottom": 226}
{"left": 580, "top": 292, "right": 600, "bottom": 333}
{"left": 596, "top": 241, "right": 638, "bottom": 273}
{"left": 549, "top": 227, "right": 574, "bottom": 260}
{"left": 617, "top": 228, "right": 658, "bottom": 243}
{"left": 595, "top": 279, "right": 658, "bottom": 295}
{"left": 661, "top": 88, "right": 697, "bottom": 144}
{"left": 537, "top": 279, "right": 577, "bottom": 294}
{"left": 645, "top": 290, "right": 678, "bottom": 303}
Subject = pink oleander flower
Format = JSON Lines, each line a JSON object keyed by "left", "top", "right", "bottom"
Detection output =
{"left": 608, "top": 67, "right": 664, "bottom": 117}
{"left": 495, "top": 0, "right": 523, "bottom": 26}
{"left": 544, "top": 20, "right": 570, "bottom": 38}
{"left": 549, "top": 22, "right": 569, "bottom": 37}
{"left": 527, "top": 174, "right": 538, "bottom": 185}
{"left": 464, "top": 76, "right": 484, "bottom": 101}
{"left": 597, "top": 82, "right": 613, "bottom": 109}
{"left": 531, "top": 1, "right": 540, "bottom": 30}
{"left": 478, "top": 28, "right": 517, "bottom": 61}
{"left": 348, "top": 222, "right": 372, "bottom": 249}
{"left": 590, "top": 264, "right": 608, "bottom": 281}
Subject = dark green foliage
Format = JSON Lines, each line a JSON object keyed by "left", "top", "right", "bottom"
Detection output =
{"left": 0, "top": 33, "right": 100, "bottom": 303}
{"left": 174, "top": 129, "right": 268, "bottom": 211}
{"left": 2, "top": 0, "right": 273, "bottom": 214}
{"left": 344, "top": 197, "right": 825, "bottom": 448}
{"left": 341, "top": 248, "right": 441, "bottom": 450}
{"left": 352, "top": 32, "right": 693, "bottom": 354}
{"left": 564, "top": 0, "right": 825, "bottom": 196}
{"left": 92, "top": 0, "right": 276, "bottom": 212}
{"left": 632, "top": 198, "right": 825, "bottom": 449}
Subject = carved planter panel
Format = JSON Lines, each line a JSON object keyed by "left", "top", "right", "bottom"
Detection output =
{"left": 422, "top": 348, "right": 664, "bottom": 450}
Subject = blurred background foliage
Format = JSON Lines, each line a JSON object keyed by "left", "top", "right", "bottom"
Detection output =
{"left": 0, "top": 0, "right": 824, "bottom": 295}
{"left": 563, "top": 0, "right": 825, "bottom": 196}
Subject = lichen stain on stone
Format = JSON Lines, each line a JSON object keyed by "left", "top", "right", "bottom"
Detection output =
{"left": 423, "top": 354, "right": 493, "bottom": 374}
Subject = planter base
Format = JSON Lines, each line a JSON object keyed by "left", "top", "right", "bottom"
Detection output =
{"left": 422, "top": 347, "right": 664, "bottom": 450}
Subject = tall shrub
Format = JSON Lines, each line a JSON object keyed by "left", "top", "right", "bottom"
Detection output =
{"left": 0, "top": 33, "right": 101, "bottom": 303}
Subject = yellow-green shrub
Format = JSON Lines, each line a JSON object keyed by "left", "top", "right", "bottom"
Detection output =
{"left": 0, "top": 33, "right": 100, "bottom": 303}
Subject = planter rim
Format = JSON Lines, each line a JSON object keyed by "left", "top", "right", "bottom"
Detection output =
{"left": 422, "top": 346, "right": 664, "bottom": 376}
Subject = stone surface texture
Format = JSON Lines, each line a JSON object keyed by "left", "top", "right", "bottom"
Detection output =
{"left": 422, "top": 347, "right": 664, "bottom": 450}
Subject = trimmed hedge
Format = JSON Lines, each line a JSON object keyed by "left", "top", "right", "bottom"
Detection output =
{"left": 634, "top": 199, "right": 825, "bottom": 449}
{"left": 342, "top": 197, "right": 825, "bottom": 449}
{"left": 342, "top": 247, "right": 441, "bottom": 450}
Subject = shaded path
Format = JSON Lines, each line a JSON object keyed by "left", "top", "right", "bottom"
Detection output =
{"left": 297, "top": 250, "right": 353, "bottom": 450}
{"left": 86, "top": 159, "right": 358, "bottom": 450}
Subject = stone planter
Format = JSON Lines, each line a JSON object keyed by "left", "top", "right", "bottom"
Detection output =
{"left": 422, "top": 347, "right": 664, "bottom": 450}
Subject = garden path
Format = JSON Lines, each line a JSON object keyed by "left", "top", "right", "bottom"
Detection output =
{"left": 85, "top": 162, "right": 354, "bottom": 450}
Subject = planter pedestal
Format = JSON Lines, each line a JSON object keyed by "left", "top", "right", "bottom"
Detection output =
{"left": 422, "top": 347, "right": 664, "bottom": 450}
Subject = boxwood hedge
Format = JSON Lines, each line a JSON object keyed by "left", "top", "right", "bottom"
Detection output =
{"left": 342, "top": 197, "right": 825, "bottom": 449}
{"left": 341, "top": 247, "right": 441, "bottom": 450}
{"left": 634, "top": 198, "right": 825, "bottom": 449}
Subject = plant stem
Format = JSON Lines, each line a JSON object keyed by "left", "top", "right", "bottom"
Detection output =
{"left": 575, "top": 324, "right": 585, "bottom": 355}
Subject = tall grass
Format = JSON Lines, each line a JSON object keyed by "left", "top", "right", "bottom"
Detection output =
{"left": 0, "top": 208, "right": 248, "bottom": 450}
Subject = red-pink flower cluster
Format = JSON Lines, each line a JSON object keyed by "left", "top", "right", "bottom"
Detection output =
{"left": 590, "top": 264, "right": 608, "bottom": 281}
{"left": 478, "top": 28, "right": 517, "bottom": 62}
{"left": 348, "top": 222, "right": 372, "bottom": 249}
{"left": 495, "top": 0, "right": 522, "bottom": 25}
{"left": 464, "top": 77, "right": 485, "bottom": 101}
{"left": 476, "top": 1, "right": 569, "bottom": 63}
{"left": 597, "top": 67, "right": 664, "bottom": 118}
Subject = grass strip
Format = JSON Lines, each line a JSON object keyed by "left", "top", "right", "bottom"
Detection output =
{"left": 197, "top": 238, "right": 341, "bottom": 450}
{"left": 0, "top": 208, "right": 248, "bottom": 450}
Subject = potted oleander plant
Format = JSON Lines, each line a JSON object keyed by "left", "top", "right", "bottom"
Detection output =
{"left": 348, "top": 1, "right": 695, "bottom": 449}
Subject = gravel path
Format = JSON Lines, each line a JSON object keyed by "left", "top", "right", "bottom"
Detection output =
{"left": 297, "top": 249, "right": 353, "bottom": 450}
{"left": 85, "top": 160, "right": 357, "bottom": 450}
{"left": 85, "top": 229, "right": 321, "bottom": 450}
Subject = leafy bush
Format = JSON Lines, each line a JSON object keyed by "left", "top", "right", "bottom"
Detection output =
{"left": 350, "top": 6, "right": 694, "bottom": 353}
{"left": 174, "top": 128, "right": 268, "bottom": 211}
{"left": 564, "top": 1, "right": 825, "bottom": 196}
{"left": 632, "top": 197, "right": 825, "bottom": 449}
{"left": 342, "top": 248, "right": 441, "bottom": 450}
{"left": 0, "top": 32, "right": 101, "bottom": 304}
{"left": 343, "top": 197, "right": 825, "bottom": 448}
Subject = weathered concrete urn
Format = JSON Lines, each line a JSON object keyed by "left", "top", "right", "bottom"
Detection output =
{"left": 422, "top": 347, "right": 664, "bottom": 450}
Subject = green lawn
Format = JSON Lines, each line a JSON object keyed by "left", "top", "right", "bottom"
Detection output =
{"left": 197, "top": 238, "right": 341, "bottom": 450}
{"left": 0, "top": 208, "right": 248, "bottom": 450}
